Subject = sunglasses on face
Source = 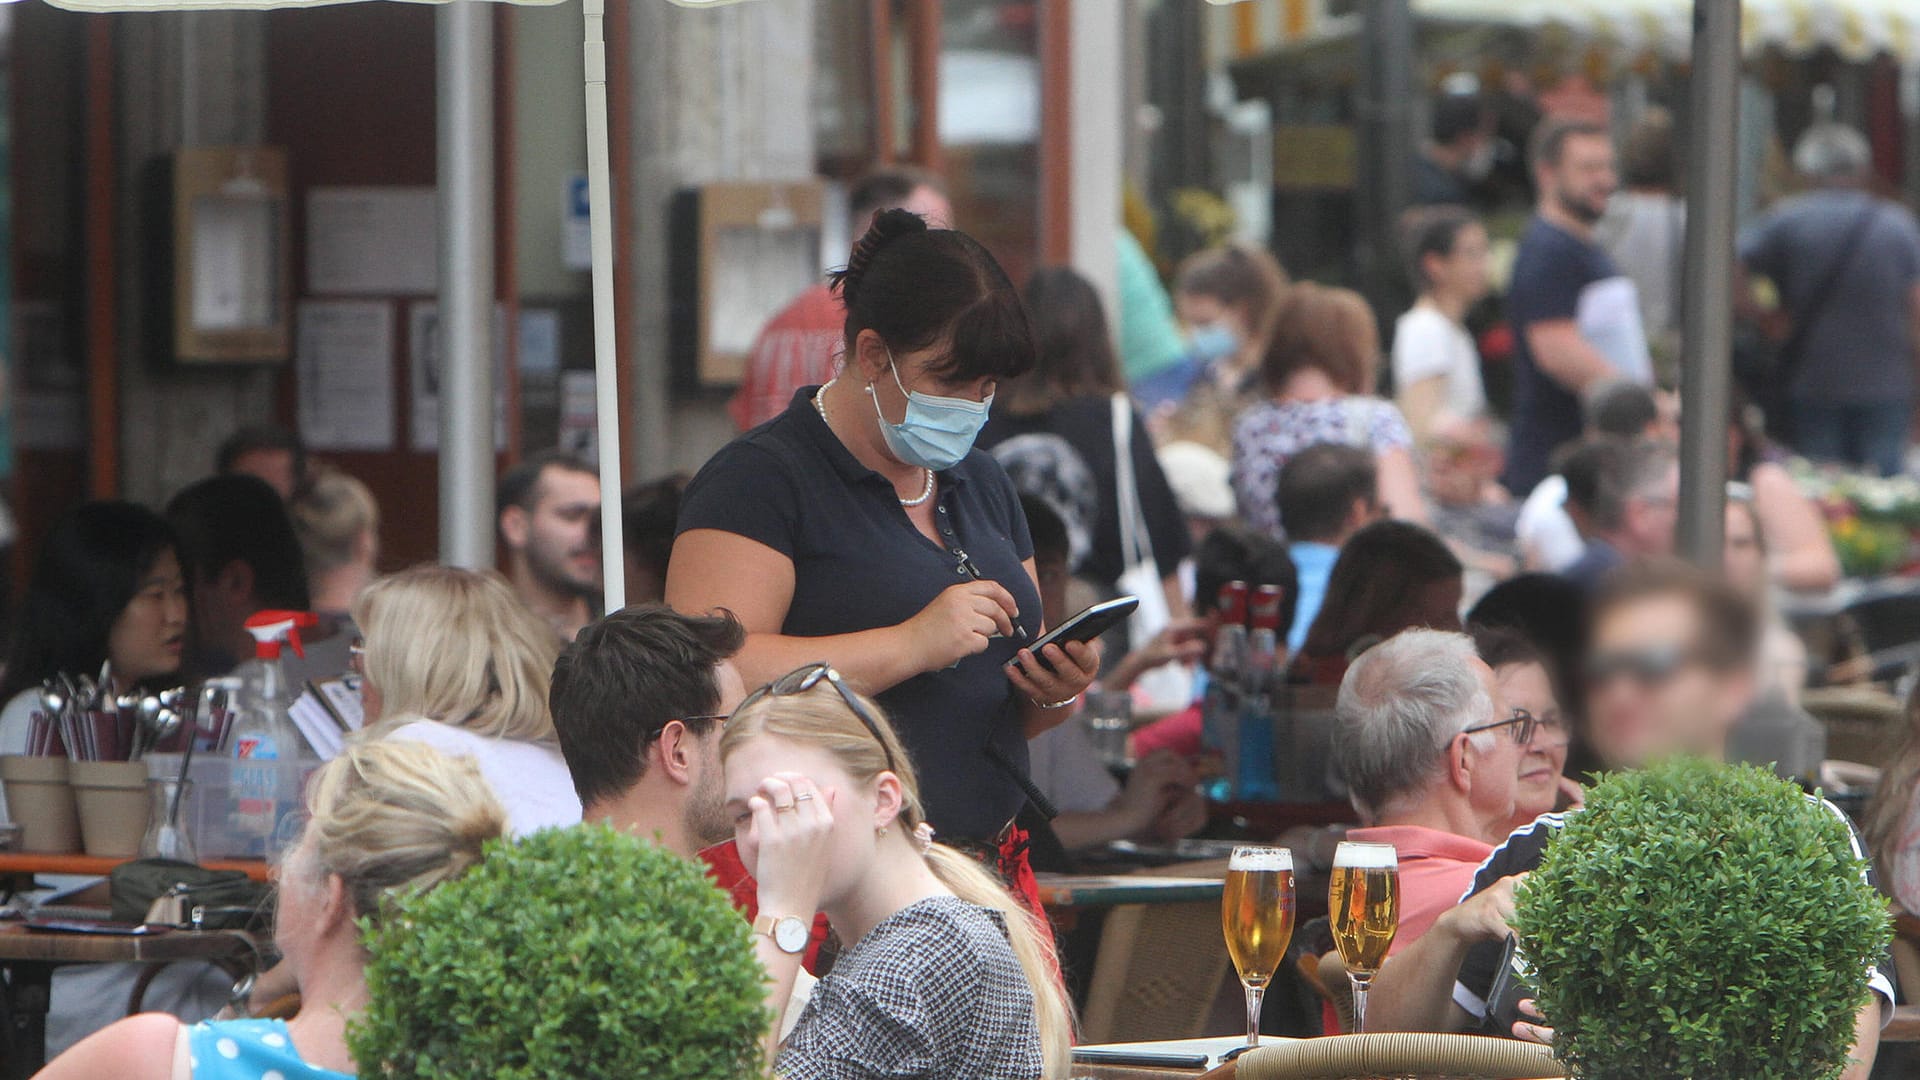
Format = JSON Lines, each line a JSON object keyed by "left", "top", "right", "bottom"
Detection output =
{"left": 1463, "top": 707, "right": 1539, "bottom": 747}
{"left": 1585, "top": 645, "right": 1698, "bottom": 689}
{"left": 734, "top": 662, "right": 900, "bottom": 776}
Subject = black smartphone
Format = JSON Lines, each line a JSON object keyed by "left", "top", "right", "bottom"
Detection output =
{"left": 1025, "top": 596, "right": 1139, "bottom": 671}
{"left": 1483, "top": 933, "right": 1535, "bottom": 1037}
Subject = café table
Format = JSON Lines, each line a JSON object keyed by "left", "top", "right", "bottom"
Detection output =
{"left": 0, "top": 922, "right": 264, "bottom": 1078}
{"left": 1038, "top": 873, "right": 1226, "bottom": 910}
{"left": 1072, "top": 1035, "right": 1249, "bottom": 1078}
{"left": 0, "top": 852, "right": 271, "bottom": 894}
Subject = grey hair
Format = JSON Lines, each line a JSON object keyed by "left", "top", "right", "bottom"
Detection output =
{"left": 1793, "top": 123, "right": 1871, "bottom": 182}
{"left": 1333, "top": 629, "right": 1494, "bottom": 820}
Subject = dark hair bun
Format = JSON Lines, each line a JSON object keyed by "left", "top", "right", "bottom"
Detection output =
{"left": 834, "top": 208, "right": 929, "bottom": 307}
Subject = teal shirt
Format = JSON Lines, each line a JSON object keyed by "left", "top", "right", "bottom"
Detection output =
{"left": 188, "top": 1019, "right": 354, "bottom": 1080}
{"left": 1116, "top": 230, "right": 1187, "bottom": 383}
{"left": 1288, "top": 541, "right": 1341, "bottom": 653}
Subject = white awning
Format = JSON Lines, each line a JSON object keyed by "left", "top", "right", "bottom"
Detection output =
{"left": 1210, "top": 0, "right": 1920, "bottom": 66}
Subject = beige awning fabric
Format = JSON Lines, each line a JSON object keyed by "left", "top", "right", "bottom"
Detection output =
{"left": 42, "top": 0, "right": 561, "bottom": 9}
{"left": 1209, "top": 0, "right": 1920, "bottom": 66}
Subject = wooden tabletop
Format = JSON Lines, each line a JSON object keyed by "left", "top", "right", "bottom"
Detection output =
{"left": 0, "top": 852, "right": 271, "bottom": 882}
{"left": 1037, "top": 873, "right": 1225, "bottom": 908}
{"left": 0, "top": 923, "right": 259, "bottom": 965}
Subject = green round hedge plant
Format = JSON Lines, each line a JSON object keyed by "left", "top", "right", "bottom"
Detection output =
{"left": 1512, "top": 758, "right": 1890, "bottom": 1080}
{"left": 348, "top": 824, "right": 769, "bottom": 1079}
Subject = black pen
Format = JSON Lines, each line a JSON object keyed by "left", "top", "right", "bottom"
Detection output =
{"left": 952, "top": 546, "right": 1029, "bottom": 641}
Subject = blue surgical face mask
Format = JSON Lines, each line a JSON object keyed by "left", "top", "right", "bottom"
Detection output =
{"left": 1187, "top": 322, "right": 1241, "bottom": 365}
{"left": 867, "top": 353, "right": 992, "bottom": 472}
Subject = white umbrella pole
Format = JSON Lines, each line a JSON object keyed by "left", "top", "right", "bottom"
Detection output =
{"left": 438, "top": 0, "right": 497, "bottom": 570}
{"left": 584, "top": 0, "right": 627, "bottom": 611}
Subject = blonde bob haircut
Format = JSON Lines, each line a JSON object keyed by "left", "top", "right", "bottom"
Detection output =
{"left": 352, "top": 566, "right": 561, "bottom": 743}
{"left": 298, "top": 736, "right": 508, "bottom": 927}
{"left": 722, "top": 681, "right": 1074, "bottom": 1080}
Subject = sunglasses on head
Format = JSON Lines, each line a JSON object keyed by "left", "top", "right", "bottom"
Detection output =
{"left": 1463, "top": 707, "right": 1539, "bottom": 747}
{"left": 734, "top": 663, "right": 900, "bottom": 776}
{"left": 1584, "top": 644, "right": 1697, "bottom": 688}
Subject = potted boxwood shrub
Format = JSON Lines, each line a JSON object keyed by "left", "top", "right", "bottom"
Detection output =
{"left": 349, "top": 824, "right": 769, "bottom": 1079}
{"left": 1512, "top": 758, "right": 1890, "bottom": 1080}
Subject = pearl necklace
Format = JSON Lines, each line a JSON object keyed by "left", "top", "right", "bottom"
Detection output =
{"left": 815, "top": 381, "right": 936, "bottom": 508}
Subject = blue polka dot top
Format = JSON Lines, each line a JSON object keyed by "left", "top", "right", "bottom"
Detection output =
{"left": 186, "top": 1019, "right": 354, "bottom": 1080}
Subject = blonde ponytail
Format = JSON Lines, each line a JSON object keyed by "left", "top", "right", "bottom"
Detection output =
{"left": 925, "top": 844, "right": 1073, "bottom": 1079}
{"left": 723, "top": 679, "right": 1077, "bottom": 1079}
{"left": 300, "top": 735, "right": 509, "bottom": 927}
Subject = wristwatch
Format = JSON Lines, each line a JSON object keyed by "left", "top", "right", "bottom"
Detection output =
{"left": 754, "top": 913, "right": 811, "bottom": 955}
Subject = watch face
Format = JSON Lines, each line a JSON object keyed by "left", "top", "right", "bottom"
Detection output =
{"left": 773, "top": 916, "right": 810, "bottom": 955}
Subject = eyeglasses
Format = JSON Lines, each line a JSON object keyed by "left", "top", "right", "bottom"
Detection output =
{"left": 734, "top": 663, "right": 900, "bottom": 776}
{"left": 1463, "top": 707, "right": 1539, "bottom": 746}
{"left": 1585, "top": 645, "right": 1697, "bottom": 689}
{"left": 348, "top": 637, "right": 366, "bottom": 675}
{"left": 647, "top": 714, "right": 728, "bottom": 743}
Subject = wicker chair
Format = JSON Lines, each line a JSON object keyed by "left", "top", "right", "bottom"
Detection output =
{"left": 1079, "top": 858, "right": 1234, "bottom": 1044}
{"left": 1209, "top": 1033, "right": 1564, "bottom": 1079}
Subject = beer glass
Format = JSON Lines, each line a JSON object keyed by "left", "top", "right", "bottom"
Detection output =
{"left": 1330, "top": 841, "right": 1399, "bottom": 1032}
{"left": 1222, "top": 846, "right": 1295, "bottom": 1049}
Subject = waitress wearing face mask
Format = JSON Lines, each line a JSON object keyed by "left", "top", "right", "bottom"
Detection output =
{"left": 669, "top": 209, "right": 1098, "bottom": 911}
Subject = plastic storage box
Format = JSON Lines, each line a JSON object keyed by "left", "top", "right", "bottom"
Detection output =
{"left": 144, "top": 754, "right": 321, "bottom": 859}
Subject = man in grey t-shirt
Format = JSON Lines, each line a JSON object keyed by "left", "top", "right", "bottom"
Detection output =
{"left": 1739, "top": 122, "right": 1920, "bottom": 476}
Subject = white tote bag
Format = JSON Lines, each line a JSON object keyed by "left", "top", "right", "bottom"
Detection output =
{"left": 1112, "top": 395, "right": 1193, "bottom": 712}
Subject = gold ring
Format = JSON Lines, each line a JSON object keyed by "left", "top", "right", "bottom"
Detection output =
{"left": 774, "top": 803, "right": 797, "bottom": 813}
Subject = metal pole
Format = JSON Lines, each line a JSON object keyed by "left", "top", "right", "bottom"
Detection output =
{"left": 436, "top": 0, "right": 496, "bottom": 569}
{"left": 1677, "top": 0, "right": 1741, "bottom": 565}
{"left": 1356, "top": 0, "right": 1413, "bottom": 321}
{"left": 584, "top": 0, "right": 627, "bottom": 611}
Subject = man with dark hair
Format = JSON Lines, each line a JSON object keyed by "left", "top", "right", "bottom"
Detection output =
{"left": 1516, "top": 380, "right": 1672, "bottom": 572}
{"left": 497, "top": 450, "right": 601, "bottom": 642}
{"left": 549, "top": 603, "right": 819, "bottom": 1031}
{"left": 1557, "top": 438, "right": 1678, "bottom": 589}
{"left": 1367, "top": 560, "right": 1892, "bottom": 1079}
{"left": 729, "top": 168, "right": 953, "bottom": 430}
{"left": 621, "top": 475, "right": 687, "bottom": 606}
{"left": 1502, "top": 118, "right": 1653, "bottom": 495}
{"left": 550, "top": 605, "right": 745, "bottom": 852}
{"left": 166, "top": 474, "right": 312, "bottom": 675}
{"left": 1413, "top": 87, "right": 1492, "bottom": 208}
{"left": 216, "top": 425, "right": 308, "bottom": 500}
{"left": 1277, "top": 443, "right": 1379, "bottom": 651}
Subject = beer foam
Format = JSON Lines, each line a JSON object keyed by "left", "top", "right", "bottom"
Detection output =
{"left": 1333, "top": 842, "right": 1398, "bottom": 869}
{"left": 1229, "top": 847, "right": 1293, "bottom": 871}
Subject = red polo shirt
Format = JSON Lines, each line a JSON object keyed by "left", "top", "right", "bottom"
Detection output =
{"left": 1343, "top": 824, "right": 1495, "bottom": 956}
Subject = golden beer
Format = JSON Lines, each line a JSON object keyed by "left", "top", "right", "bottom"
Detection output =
{"left": 1330, "top": 841, "right": 1399, "bottom": 1033}
{"left": 1223, "top": 846, "right": 1295, "bottom": 1047}
{"left": 1329, "top": 864, "right": 1400, "bottom": 974}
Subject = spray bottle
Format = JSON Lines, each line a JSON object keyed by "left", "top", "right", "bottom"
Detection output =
{"left": 229, "top": 611, "right": 317, "bottom": 854}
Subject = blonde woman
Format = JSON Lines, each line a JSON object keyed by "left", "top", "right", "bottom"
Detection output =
{"left": 353, "top": 566, "right": 582, "bottom": 835}
{"left": 290, "top": 466, "right": 381, "bottom": 617}
{"left": 723, "top": 665, "right": 1072, "bottom": 1080}
{"left": 35, "top": 740, "right": 508, "bottom": 1080}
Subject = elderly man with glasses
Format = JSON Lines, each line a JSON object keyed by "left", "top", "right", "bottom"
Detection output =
{"left": 1331, "top": 629, "right": 1534, "bottom": 958}
{"left": 1365, "top": 560, "right": 1892, "bottom": 1080}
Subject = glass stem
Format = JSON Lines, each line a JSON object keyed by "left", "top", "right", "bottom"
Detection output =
{"left": 1348, "top": 973, "right": 1372, "bottom": 1034}
{"left": 1244, "top": 984, "right": 1267, "bottom": 1047}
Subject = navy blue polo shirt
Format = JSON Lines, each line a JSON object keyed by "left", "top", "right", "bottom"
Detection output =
{"left": 678, "top": 387, "right": 1040, "bottom": 841}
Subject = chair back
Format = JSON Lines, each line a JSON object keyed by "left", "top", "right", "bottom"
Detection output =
{"left": 1226, "top": 1033, "right": 1564, "bottom": 1079}
{"left": 1295, "top": 950, "right": 1355, "bottom": 1035}
{"left": 1079, "top": 858, "right": 1234, "bottom": 1044}
{"left": 1803, "top": 687, "right": 1903, "bottom": 766}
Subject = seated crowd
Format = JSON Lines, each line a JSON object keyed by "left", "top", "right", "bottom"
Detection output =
{"left": 10, "top": 148, "right": 1913, "bottom": 1078}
